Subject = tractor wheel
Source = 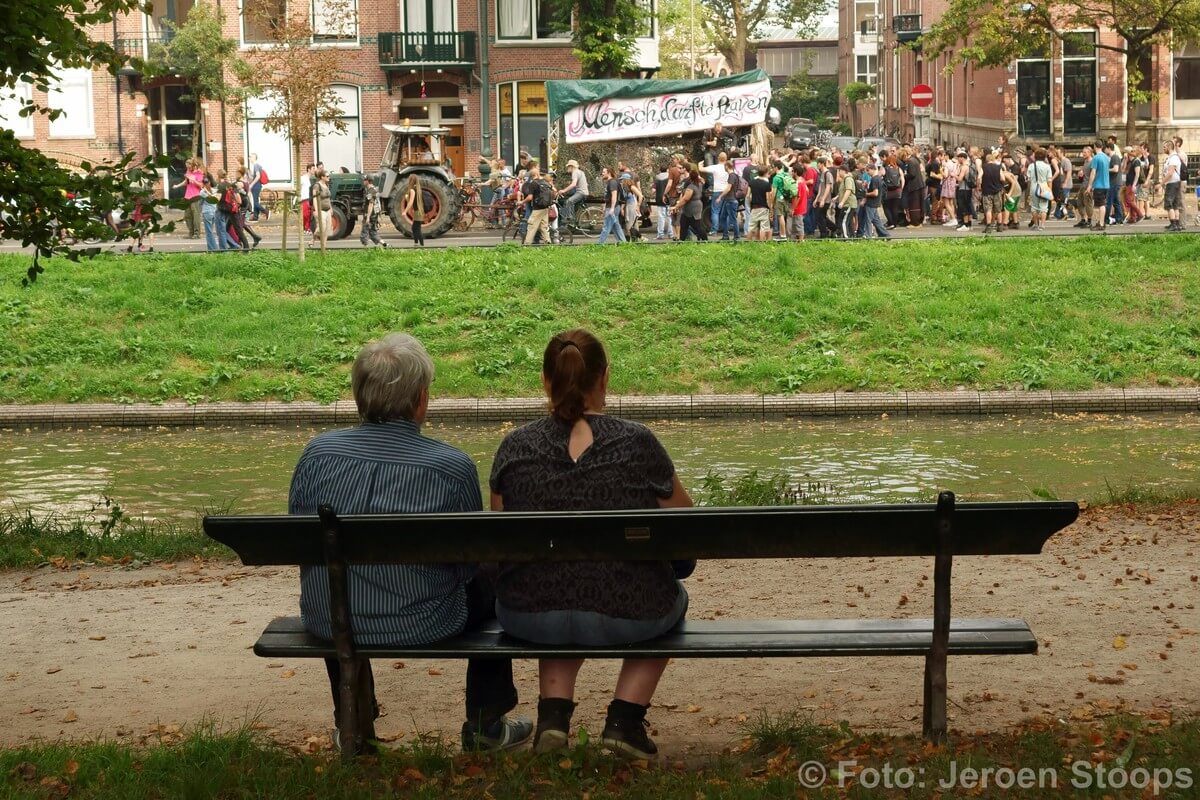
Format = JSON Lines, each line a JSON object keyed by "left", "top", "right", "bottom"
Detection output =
{"left": 388, "top": 174, "right": 459, "bottom": 240}
{"left": 330, "top": 205, "right": 355, "bottom": 240}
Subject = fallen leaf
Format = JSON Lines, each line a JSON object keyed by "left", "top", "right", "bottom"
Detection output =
{"left": 88, "top": 635, "right": 106, "bottom": 641}
{"left": 402, "top": 767, "right": 426, "bottom": 782}
{"left": 62, "top": 710, "right": 78, "bottom": 723}
{"left": 427, "top": 668, "right": 443, "bottom": 676}
{"left": 558, "top": 758, "right": 573, "bottom": 769}
{"left": 392, "top": 661, "right": 405, "bottom": 669}
{"left": 1112, "top": 636, "right": 1127, "bottom": 650}
{"left": 65, "top": 760, "right": 79, "bottom": 776}
{"left": 280, "top": 670, "right": 296, "bottom": 679}
{"left": 686, "top": 704, "right": 702, "bottom": 713}
{"left": 10, "top": 762, "right": 36, "bottom": 781}
{"left": 45, "top": 667, "right": 62, "bottom": 675}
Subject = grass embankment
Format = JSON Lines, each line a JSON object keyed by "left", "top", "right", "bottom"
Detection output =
{"left": 2, "top": 236, "right": 1199, "bottom": 404}
{"left": 4, "top": 474, "right": 1196, "bottom": 570}
{"left": 1, "top": 715, "right": 1195, "bottom": 799}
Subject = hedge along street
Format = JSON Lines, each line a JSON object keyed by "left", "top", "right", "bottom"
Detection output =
{"left": 1, "top": 235, "right": 1198, "bottom": 405}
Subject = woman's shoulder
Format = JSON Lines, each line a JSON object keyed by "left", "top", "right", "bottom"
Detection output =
{"left": 594, "top": 415, "right": 661, "bottom": 446}
{"left": 498, "top": 416, "right": 557, "bottom": 450}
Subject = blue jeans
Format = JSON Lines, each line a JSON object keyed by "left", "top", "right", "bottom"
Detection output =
{"left": 217, "top": 211, "right": 239, "bottom": 250}
{"left": 710, "top": 197, "right": 721, "bottom": 232}
{"left": 562, "top": 189, "right": 585, "bottom": 223}
{"left": 597, "top": 209, "right": 626, "bottom": 243}
{"left": 250, "top": 182, "right": 263, "bottom": 217}
{"left": 803, "top": 205, "right": 816, "bottom": 235}
{"left": 656, "top": 205, "right": 673, "bottom": 238}
{"left": 718, "top": 197, "right": 739, "bottom": 239}
{"left": 498, "top": 584, "right": 688, "bottom": 646}
{"left": 201, "top": 203, "right": 220, "bottom": 251}
{"left": 864, "top": 205, "right": 890, "bottom": 238}
{"left": 1106, "top": 184, "right": 1124, "bottom": 222}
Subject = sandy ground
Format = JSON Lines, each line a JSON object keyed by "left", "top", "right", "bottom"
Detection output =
{"left": 2, "top": 505, "right": 1198, "bottom": 756}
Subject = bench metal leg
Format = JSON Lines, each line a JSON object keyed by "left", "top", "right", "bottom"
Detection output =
{"left": 320, "top": 505, "right": 368, "bottom": 760}
{"left": 922, "top": 491, "right": 954, "bottom": 744}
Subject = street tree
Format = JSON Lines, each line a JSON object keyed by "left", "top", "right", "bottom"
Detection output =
{"left": 1, "top": 0, "right": 172, "bottom": 283}
{"left": 557, "top": 0, "right": 648, "bottom": 77}
{"left": 699, "top": 0, "right": 829, "bottom": 73}
{"left": 655, "top": 0, "right": 716, "bottom": 78}
{"left": 155, "top": 1, "right": 248, "bottom": 154}
{"left": 236, "top": 0, "right": 350, "bottom": 259}
{"left": 773, "top": 71, "right": 839, "bottom": 126}
{"left": 921, "top": 0, "right": 1200, "bottom": 144}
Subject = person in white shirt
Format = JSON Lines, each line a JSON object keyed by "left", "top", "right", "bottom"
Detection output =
{"left": 299, "top": 162, "right": 314, "bottom": 234}
{"left": 1162, "top": 141, "right": 1185, "bottom": 231}
{"left": 702, "top": 152, "right": 730, "bottom": 233}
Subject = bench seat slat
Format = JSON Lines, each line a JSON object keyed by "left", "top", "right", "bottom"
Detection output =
{"left": 254, "top": 616, "right": 1037, "bottom": 660}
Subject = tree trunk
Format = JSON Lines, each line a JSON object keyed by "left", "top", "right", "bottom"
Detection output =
{"left": 193, "top": 99, "right": 203, "bottom": 158}
{"left": 295, "top": 141, "right": 305, "bottom": 263}
{"left": 731, "top": 5, "right": 747, "bottom": 72}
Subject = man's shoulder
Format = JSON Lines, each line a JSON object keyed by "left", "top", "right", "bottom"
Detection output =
{"left": 301, "top": 424, "right": 475, "bottom": 473}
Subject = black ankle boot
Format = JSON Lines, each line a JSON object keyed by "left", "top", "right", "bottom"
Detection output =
{"left": 601, "top": 699, "right": 657, "bottom": 759}
{"left": 534, "top": 697, "right": 577, "bottom": 754}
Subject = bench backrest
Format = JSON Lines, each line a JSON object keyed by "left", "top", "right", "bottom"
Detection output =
{"left": 204, "top": 499, "right": 1079, "bottom": 567}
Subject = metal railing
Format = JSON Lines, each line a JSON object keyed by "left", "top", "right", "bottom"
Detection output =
{"left": 378, "top": 31, "right": 476, "bottom": 67}
{"left": 117, "top": 35, "right": 169, "bottom": 61}
{"left": 893, "top": 13, "right": 922, "bottom": 41}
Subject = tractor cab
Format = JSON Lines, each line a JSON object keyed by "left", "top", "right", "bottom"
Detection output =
{"left": 381, "top": 124, "right": 454, "bottom": 173}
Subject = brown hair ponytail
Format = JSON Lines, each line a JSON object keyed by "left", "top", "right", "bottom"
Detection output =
{"left": 543, "top": 329, "right": 607, "bottom": 424}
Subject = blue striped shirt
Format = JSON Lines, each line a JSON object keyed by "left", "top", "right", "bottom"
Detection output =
{"left": 288, "top": 419, "right": 481, "bottom": 645}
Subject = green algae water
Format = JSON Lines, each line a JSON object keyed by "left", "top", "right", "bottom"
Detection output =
{"left": 2, "top": 414, "right": 1198, "bottom": 520}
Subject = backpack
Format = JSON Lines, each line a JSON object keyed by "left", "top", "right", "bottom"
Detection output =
{"left": 730, "top": 172, "right": 746, "bottom": 201}
{"left": 220, "top": 185, "right": 240, "bottom": 213}
{"left": 618, "top": 178, "right": 631, "bottom": 205}
{"left": 964, "top": 161, "right": 979, "bottom": 189}
{"left": 1180, "top": 156, "right": 1190, "bottom": 184}
{"left": 259, "top": 168, "right": 269, "bottom": 184}
{"left": 531, "top": 179, "right": 553, "bottom": 210}
{"left": 884, "top": 165, "right": 902, "bottom": 189}
{"left": 778, "top": 172, "right": 797, "bottom": 200}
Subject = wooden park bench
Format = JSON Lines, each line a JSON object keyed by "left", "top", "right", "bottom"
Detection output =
{"left": 205, "top": 492, "right": 1078, "bottom": 759}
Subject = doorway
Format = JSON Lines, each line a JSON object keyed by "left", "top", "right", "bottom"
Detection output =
{"left": 1016, "top": 61, "right": 1051, "bottom": 137}
{"left": 1062, "top": 60, "right": 1096, "bottom": 135}
{"left": 147, "top": 85, "right": 202, "bottom": 200}
{"left": 444, "top": 125, "right": 464, "bottom": 176}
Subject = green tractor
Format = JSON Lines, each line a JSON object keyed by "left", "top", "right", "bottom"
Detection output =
{"left": 326, "top": 124, "right": 462, "bottom": 241}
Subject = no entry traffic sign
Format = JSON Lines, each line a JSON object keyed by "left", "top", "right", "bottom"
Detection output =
{"left": 911, "top": 84, "right": 934, "bottom": 107}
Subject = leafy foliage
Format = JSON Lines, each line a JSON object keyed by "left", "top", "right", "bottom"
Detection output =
{"left": 654, "top": 0, "right": 715, "bottom": 78}
{"left": 698, "top": 0, "right": 829, "bottom": 73}
{"left": 558, "top": 0, "right": 647, "bottom": 77}
{"left": 772, "top": 75, "right": 838, "bottom": 128}
{"left": 0, "top": 0, "right": 179, "bottom": 281}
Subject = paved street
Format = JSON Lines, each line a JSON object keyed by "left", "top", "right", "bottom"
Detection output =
{"left": 0, "top": 212, "right": 1192, "bottom": 255}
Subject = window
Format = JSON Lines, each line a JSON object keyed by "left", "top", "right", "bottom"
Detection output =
{"left": 1061, "top": 30, "right": 1094, "bottom": 58}
{"left": 312, "top": 0, "right": 358, "bottom": 42}
{"left": 316, "top": 84, "right": 361, "bottom": 172}
{"left": 241, "top": 0, "right": 285, "bottom": 44}
{"left": 403, "top": 0, "right": 455, "bottom": 31}
{"left": 636, "top": 0, "right": 654, "bottom": 39}
{"left": 245, "top": 91, "right": 293, "bottom": 182}
{"left": 855, "top": 0, "right": 877, "bottom": 36}
{"left": 1175, "top": 45, "right": 1200, "bottom": 119}
{"left": 48, "top": 67, "right": 94, "bottom": 138}
{"left": 497, "top": 0, "right": 570, "bottom": 40}
{"left": 0, "top": 81, "right": 34, "bottom": 138}
{"left": 497, "top": 80, "right": 548, "bottom": 166}
{"left": 856, "top": 54, "right": 877, "bottom": 85}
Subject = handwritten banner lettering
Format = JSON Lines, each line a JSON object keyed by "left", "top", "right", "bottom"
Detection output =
{"left": 562, "top": 80, "right": 772, "bottom": 144}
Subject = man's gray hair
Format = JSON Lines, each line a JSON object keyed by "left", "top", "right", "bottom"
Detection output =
{"left": 351, "top": 333, "right": 435, "bottom": 423}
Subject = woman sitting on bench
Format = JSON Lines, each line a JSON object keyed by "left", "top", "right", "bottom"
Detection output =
{"left": 489, "top": 329, "right": 694, "bottom": 760}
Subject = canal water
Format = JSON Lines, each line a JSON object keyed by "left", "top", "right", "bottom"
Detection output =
{"left": 1, "top": 414, "right": 1198, "bottom": 521}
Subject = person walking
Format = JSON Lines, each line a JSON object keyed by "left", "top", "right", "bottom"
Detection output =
{"left": 652, "top": 163, "right": 673, "bottom": 240}
{"left": 902, "top": 147, "right": 924, "bottom": 226}
{"left": 671, "top": 167, "right": 708, "bottom": 242}
{"left": 835, "top": 159, "right": 857, "bottom": 239}
{"left": 237, "top": 178, "right": 263, "bottom": 248}
{"left": 954, "top": 150, "right": 976, "bottom": 231}
{"left": 1026, "top": 148, "right": 1053, "bottom": 231}
{"left": 172, "top": 158, "right": 204, "bottom": 239}
{"left": 359, "top": 176, "right": 386, "bottom": 248}
{"left": 703, "top": 153, "right": 730, "bottom": 234}
{"left": 1123, "top": 144, "right": 1143, "bottom": 223}
{"left": 623, "top": 172, "right": 643, "bottom": 241}
{"left": 980, "top": 150, "right": 1005, "bottom": 234}
{"left": 199, "top": 173, "right": 221, "bottom": 251}
{"left": 1162, "top": 140, "right": 1186, "bottom": 231}
{"left": 746, "top": 165, "right": 772, "bottom": 241}
{"left": 597, "top": 167, "right": 627, "bottom": 244}
{"left": 882, "top": 154, "right": 904, "bottom": 228}
{"left": 401, "top": 174, "right": 426, "bottom": 247}
{"left": 813, "top": 155, "right": 835, "bottom": 238}
{"left": 717, "top": 160, "right": 742, "bottom": 241}
{"left": 248, "top": 154, "right": 267, "bottom": 221}
{"left": 1086, "top": 144, "right": 1111, "bottom": 232}
{"left": 1105, "top": 136, "right": 1125, "bottom": 225}
{"left": 940, "top": 152, "right": 958, "bottom": 227}
{"left": 312, "top": 169, "right": 333, "bottom": 249}
{"left": 861, "top": 164, "right": 890, "bottom": 239}
{"left": 1073, "top": 146, "right": 1094, "bottom": 228}
{"left": 522, "top": 165, "right": 554, "bottom": 246}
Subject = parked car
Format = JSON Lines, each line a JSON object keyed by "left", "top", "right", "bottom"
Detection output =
{"left": 827, "top": 135, "right": 859, "bottom": 153}
{"left": 785, "top": 118, "right": 819, "bottom": 149}
{"left": 856, "top": 136, "right": 902, "bottom": 152}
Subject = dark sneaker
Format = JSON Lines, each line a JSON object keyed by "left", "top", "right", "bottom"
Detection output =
{"left": 601, "top": 715, "right": 657, "bottom": 760}
{"left": 461, "top": 715, "right": 534, "bottom": 752}
{"left": 533, "top": 697, "right": 577, "bottom": 754}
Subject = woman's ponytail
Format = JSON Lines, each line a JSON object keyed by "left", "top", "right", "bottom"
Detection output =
{"left": 543, "top": 329, "right": 607, "bottom": 423}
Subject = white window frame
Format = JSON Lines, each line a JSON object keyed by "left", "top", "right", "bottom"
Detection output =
{"left": 400, "top": 0, "right": 457, "bottom": 33}
{"left": 47, "top": 67, "right": 95, "bottom": 139}
{"left": 496, "top": 0, "right": 572, "bottom": 42}
{"left": 315, "top": 83, "right": 362, "bottom": 172}
{"left": 244, "top": 90, "right": 294, "bottom": 182}
{"left": 0, "top": 81, "right": 34, "bottom": 139}
{"left": 856, "top": 54, "right": 878, "bottom": 85}
{"left": 495, "top": 80, "right": 549, "bottom": 166}
{"left": 311, "top": 0, "right": 359, "bottom": 46}
{"left": 1173, "top": 44, "right": 1200, "bottom": 121}
{"left": 855, "top": 0, "right": 878, "bottom": 36}
{"left": 240, "top": 0, "right": 286, "bottom": 46}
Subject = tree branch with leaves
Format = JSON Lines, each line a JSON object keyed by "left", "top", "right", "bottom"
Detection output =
{"left": 698, "top": 0, "right": 829, "bottom": 73}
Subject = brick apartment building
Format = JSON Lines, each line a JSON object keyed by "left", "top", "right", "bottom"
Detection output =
{"left": 838, "top": 0, "right": 1200, "bottom": 153}
{"left": 0, "top": 0, "right": 660, "bottom": 199}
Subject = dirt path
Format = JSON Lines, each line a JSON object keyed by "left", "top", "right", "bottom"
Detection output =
{"left": 2, "top": 506, "right": 1198, "bottom": 756}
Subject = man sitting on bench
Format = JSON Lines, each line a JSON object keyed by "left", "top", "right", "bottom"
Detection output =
{"left": 287, "top": 332, "right": 533, "bottom": 752}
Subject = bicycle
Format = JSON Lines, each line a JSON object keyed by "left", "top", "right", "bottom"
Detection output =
{"left": 501, "top": 207, "right": 574, "bottom": 245}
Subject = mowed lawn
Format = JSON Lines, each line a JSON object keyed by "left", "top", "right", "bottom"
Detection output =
{"left": 1, "top": 235, "right": 1198, "bottom": 404}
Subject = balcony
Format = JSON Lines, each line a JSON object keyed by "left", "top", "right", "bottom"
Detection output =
{"left": 893, "top": 13, "right": 922, "bottom": 43}
{"left": 117, "top": 35, "right": 170, "bottom": 66}
{"left": 378, "top": 31, "right": 476, "bottom": 71}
